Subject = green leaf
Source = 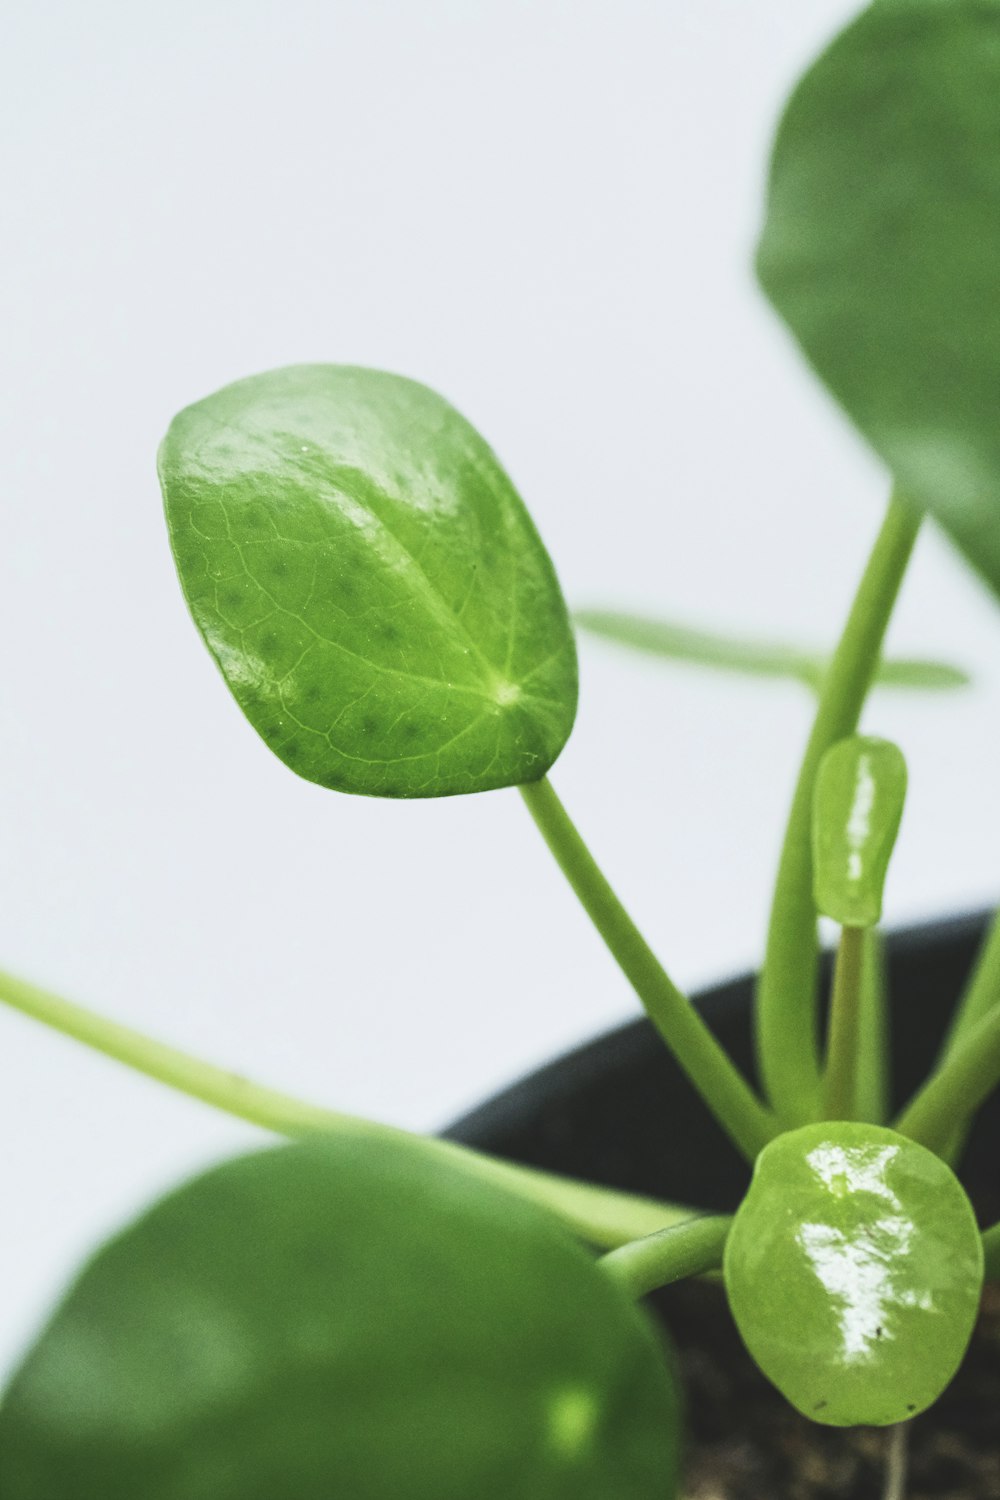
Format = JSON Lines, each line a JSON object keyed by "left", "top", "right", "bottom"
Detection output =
{"left": 0, "top": 1135, "right": 679, "bottom": 1499}
{"left": 758, "top": 0, "right": 1000, "bottom": 603}
{"left": 812, "top": 735, "right": 908, "bottom": 927}
{"left": 575, "top": 609, "right": 969, "bottom": 692}
{"left": 723, "top": 1122, "right": 983, "bottom": 1427}
{"left": 159, "top": 366, "right": 578, "bottom": 797}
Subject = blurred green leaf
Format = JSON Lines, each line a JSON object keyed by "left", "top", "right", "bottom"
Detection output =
{"left": 0, "top": 1136, "right": 679, "bottom": 1499}
{"left": 159, "top": 366, "right": 578, "bottom": 797}
{"left": 575, "top": 609, "right": 968, "bottom": 691}
{"left": 724, "top": 1122, "right": 983, "bottom": 1426}
{"left": 758, "top": 0, "right": 1000, "bottom": 603}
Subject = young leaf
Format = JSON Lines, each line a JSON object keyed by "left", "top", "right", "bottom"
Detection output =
{"left": 758, "top": 0, "right": 1000, "bottom": 605}
{"left": 159, "top": 366, "right": 578, "bottom": 797}
{"left": 812, "top": 736, "right": 907, "bottom": 928}
{"left": 0, "top": 1136, "right": 679, "bottom": 1499}
{"left": 724, "top": 1122, "right": 983, "bottom": 1427}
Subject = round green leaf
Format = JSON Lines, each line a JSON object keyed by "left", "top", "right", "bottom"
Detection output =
{"left": 158, "top": 366, "right": 578, "bottom": 797}
{"left": 812, "top": 735, "right": 907, "bottom": 927}
{"left": 758, "top": 0, "right": 1000, "bottom": 604}
{"left": 724, "top": 1122, "right": 983, "bottom": 1427}
{"left": 0, "top": 1136, "right": 679, "bottom": 1499}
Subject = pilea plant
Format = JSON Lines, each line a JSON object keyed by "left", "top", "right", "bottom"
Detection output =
{"left": 2, "top": 1, "right": 1000, "bottom": 1496}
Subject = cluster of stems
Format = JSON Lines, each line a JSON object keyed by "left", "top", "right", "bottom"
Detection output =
{"left": 2, "top": 494, "right": 1000, "bottom": 1300}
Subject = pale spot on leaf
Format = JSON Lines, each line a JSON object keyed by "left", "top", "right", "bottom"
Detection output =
{"left": 546, "top": 1386, "right": 599, "bottom": 1462}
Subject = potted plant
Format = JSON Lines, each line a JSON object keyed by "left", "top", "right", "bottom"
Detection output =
{"left": 2, "top": 2, "right": 1000, "bottom": 1495}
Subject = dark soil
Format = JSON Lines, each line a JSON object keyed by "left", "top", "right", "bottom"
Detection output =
{"left": 651, "top": 1277, "right": 1000, "bottom": 1500}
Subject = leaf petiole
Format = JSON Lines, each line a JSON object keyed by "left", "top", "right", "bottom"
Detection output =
{"left": 519, "top": 776, "right": 776, "bottom": 1162}
{"left": 895, "top": 999, "right": 1000, "bottom": 1155}
{"left": 599, "top": 1215, "right": 732, "bottom": 1300}
{"left": 0, "top": 966, "right": 690, "bottom": 1249}
{"left": 982, "top": 1222, "right": 1000, "bottom": 1281}
{"left": 929, "top": 911, "right": 1000, "bottom": 1164}
{"left": 756, "top": 493, "right": 921, "bottom": 1125}
{"left": 822, "top": 925, "right": 866, "bottom": 1120}
{"left": 939, "top": 907, "right": 1000, "bottom": 1058}
{"left": 854, "top": 928, "right": 890, "bottom": 1124}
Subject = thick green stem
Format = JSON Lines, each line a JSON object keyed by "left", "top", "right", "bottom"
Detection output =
{"left": 823, "top": 925, "right": 865, "bottom": 1120}
{"left": 982, "top": 1222, "right": 1000, "bottom": 1281}
{"left": 941, "top": 908, "right": 1000, "bottom": 1056}
{"left": 599, "top": 1215, "right": 732, "bottom": 1300}
{"left": 854, "top": 927, "right": 890, "bottom": 1124}
{"left": 894, "top": 1000, "right": 1000, "bottom": 1153}
{"left": 0, "top": 966, "right": 692, "bottom": 1249}
{"left": 932, "top": 912, "right": 1000, "bottom": 1164}
{"left": 519, "top": 778, "right": 776, "bottom": 1162}
{"left": 883, "top": 1423, "right": 910, "bottom": 1500}
{"left": 756, "top": 494, "right": 921, "bottom": 1124}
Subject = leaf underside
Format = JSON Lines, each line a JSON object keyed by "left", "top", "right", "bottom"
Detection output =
{"left": 758, "top": 0, "right": 1000, "bottom": 606}
{"left": 0, "top": 1136, "right": 679, "bottom": 1499}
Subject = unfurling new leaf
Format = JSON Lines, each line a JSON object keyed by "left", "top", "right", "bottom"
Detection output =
{"left": 813, "top": 736, "right": 907, "bottom": 928}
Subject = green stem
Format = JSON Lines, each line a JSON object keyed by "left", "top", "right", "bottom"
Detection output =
{"left": 823, "top": 925, "right": 865, "bottom": 1120}
{"left": 599, "top": 1215, "right": 732, "bottom": 1300}
{"left": 756, "top": 493, "right": 921, "bottom": 1124}
{"left": 519, "top": 778, "right": 776, "bottom": 1162}
{"left": 883, "top": 1423, "right": 910, "bottom": 1500}
{"left": 940, "top": 908, "right": 1000, "bottom": 1056}
{"left": 982, "top": 1222, "right": 1000, "bottom": 1281}
{"left": 893, "top": 1000, "right": 1000, "bottom": 1153}
{"left": 931, "top": 913, "right": 1000, "bottom": 1165}
{"left": 854, "top": 927, "right": 890, "bottom": 1124}
{"left": 0, "top": 966, "right": 692, "bottom": 1249}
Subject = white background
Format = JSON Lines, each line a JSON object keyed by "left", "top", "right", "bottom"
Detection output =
{"left": 3, "top": 0, "right": 999, "bottom": 1374}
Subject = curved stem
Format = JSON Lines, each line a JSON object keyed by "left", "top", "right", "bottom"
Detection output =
{"left": 981, "top": 1222, "right": 1000, "bottom": 1281}
{"left": 519, "top": 777, "right": 776, "bottom": 1162}
{"left": 929, "top": 911, "right": 1000, "bottom": 1164}
{"left": 756, "top": 494, "right": 921, "bottom": 1125}
{"left": 940, "top": 907, "right": 1000, "bottom": 1056}
{"left": 599, "top": 1215, "right": 732, "bottom": 1300}
{"left": 0, "top": 966, "right": 691, "bottom": 1249}
{"left": 894, "top": 999, "right": 1000, "bottom": 1153}
{"left": 822, "top": 925, "right": 865, "bottom": 1120}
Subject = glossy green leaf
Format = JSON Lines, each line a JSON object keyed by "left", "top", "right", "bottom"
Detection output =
{"left": 0, "top": 1135, "right": 679, "bottom": 1499}
{"left": 575, "top": 609, "right": 969, "bottom": 692}
{"left": 724, "top": 1122, "right": 983, "bottom": 1427}
{"left": 758, "top": 0, "right": 1000, "bottom": 603}
{"left": 812, "top": 736, "right": 907, "bottom": 927}
{"left": 159, "top": 366, "right": 578, "bottom": 797}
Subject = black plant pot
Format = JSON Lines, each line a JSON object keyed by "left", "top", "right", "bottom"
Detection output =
{"left": 446, "top": 910, "right": 1000, "bottom": 1499}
